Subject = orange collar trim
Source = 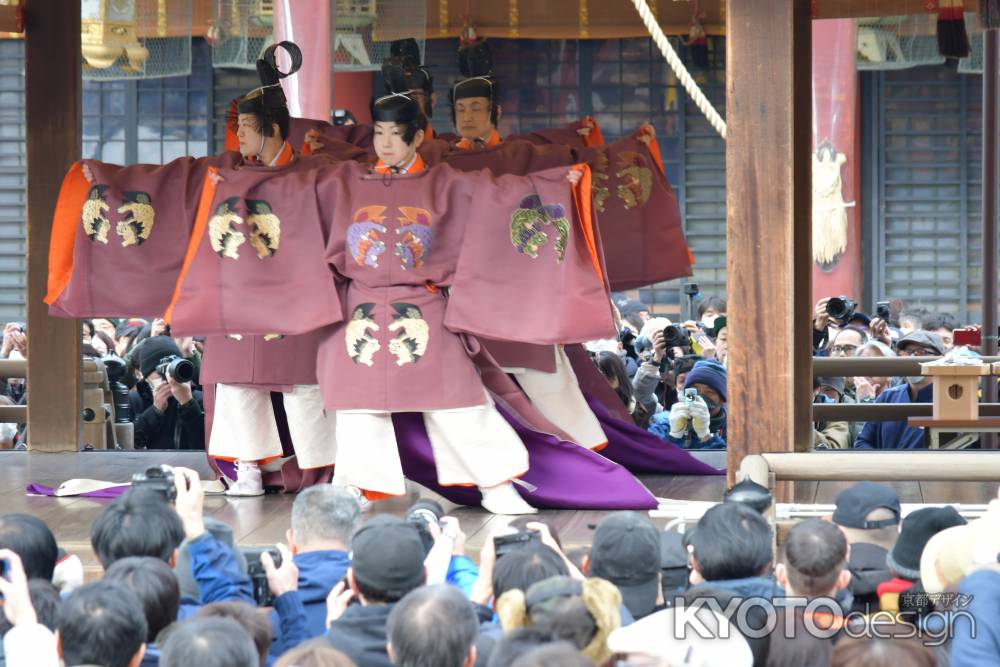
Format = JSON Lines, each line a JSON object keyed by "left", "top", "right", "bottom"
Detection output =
{"left": 374, "top": 154, "right": 426, "bottom": 175}
{"left": 455, "top": 129, "right": 502, "bottom": 150}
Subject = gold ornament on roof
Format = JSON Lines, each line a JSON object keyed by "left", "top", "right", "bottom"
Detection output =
{"left": 81, "top": 0, "right": 150, "bottom": 72}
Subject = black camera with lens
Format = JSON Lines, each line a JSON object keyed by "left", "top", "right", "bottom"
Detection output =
{"left": 242, "top": 546, "right": 282, "bottom": 607}
{"left": 131, "top": 464, "right": 177, "bottom": 503}
{"left": 156, "top": 355, "right": 195, "bottom": 384}
{"left": 663, "top": 325, "right": 692, "bottom": 350}
{"left": 876, "top": 301, "right": 891, "bottom": 321}
{"left": 493, "top": 530, "right": 541, "bottom": 559}
{"left": 332, "top": 109, "right": 357, "bottom": 126}
{"left": 826, "top": 296, "right": 857, "bottom": 323}
{"left": 406, "top": 499, "right": 445, "bottom": 555}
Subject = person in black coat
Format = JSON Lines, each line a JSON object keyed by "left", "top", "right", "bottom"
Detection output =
{"left": 128, "top": 337, "right": 204, "bottom": 450}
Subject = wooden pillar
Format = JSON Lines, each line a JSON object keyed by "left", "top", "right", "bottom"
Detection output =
{"left": 24, "top": 0, "right": 82, "bottom": 452}
{"left": 725, "top": 0, "right": 813, "bottom": 488}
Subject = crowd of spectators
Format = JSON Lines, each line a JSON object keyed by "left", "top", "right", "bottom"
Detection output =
{"left": 597, "top": 292, "right": 985, "bottom": 451}
{"left": 0, "top": 317, "right": 205, "bottom": 451}
{"left": 2, "top": 473, "right": 997, "bottom": 666}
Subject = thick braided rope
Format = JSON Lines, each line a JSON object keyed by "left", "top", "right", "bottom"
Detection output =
{"left": 630, "top": 0, "right": 727, "bottom": 139}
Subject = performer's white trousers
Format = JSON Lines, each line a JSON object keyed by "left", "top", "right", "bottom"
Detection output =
{"left": 332, "top": 394, "right": 530, "bottom": 496}
{"left": 506, "top": 346, "right": 608, "bottom": 449}
{"left": 209, "top": 384, "right": 337, "bottom": 469}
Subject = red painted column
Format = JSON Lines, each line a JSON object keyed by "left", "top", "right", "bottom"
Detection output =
{"left": 811, "top": 19, "right": 862, "bottom": 303}
{"left": 273, "top": 0, "right": 332, "bottom": 121}
{"left": 333, "top": 71, "right": 374, "bottom": 125}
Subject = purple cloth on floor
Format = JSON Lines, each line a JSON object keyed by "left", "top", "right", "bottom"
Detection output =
{"left": 587, "top": 395, "right": 724, "bottom": 476}
{"left": 25, "top": 483, "right": 129, "bottom": 498}
{"left": 392, "top": 405, "right": 658, "bottom": 510}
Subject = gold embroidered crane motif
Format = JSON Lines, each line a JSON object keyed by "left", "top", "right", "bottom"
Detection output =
{"left": 246, "top": 199, "right": 281, "bottom": 259}
{"left": 388, "top": 303, "right": 429, "bottom": 366}
{"left": 208, "top": 197, "right": 246, "bottom": 259}
{"left": 614, "top": 151, "right": 653, "bottom": 209}
{"left": 116, "top": 191, "right": 155, "bottom": 247}
{"left": 346, "top": 303, "right": 380, "bottom": 367}
{"left": 82, "top": 185, "right": 111, "bottom": 244}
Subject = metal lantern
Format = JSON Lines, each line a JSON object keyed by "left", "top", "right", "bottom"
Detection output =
{"left": 81, "top": 0, "right": 193, "bottom": 80}
{"left": 81, "top": 0, "right": 149, "bottom": 71}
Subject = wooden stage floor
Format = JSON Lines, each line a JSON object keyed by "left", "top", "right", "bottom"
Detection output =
{"left": 3, "top": 450, "right": 998, "bottom": 578}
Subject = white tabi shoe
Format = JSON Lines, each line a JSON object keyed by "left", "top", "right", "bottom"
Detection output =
{"left": 336, "top": 482, "right": 371, "bottom": 510}
{"left": 225, "top": 460, "right": 265, "bottom": 497}
{"left": 480, "top": 482, "right": 538, "bottom": 515}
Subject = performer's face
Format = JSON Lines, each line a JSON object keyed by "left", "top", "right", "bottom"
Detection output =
{"left": 373, "top": 121, "right": 423, "bottom": 167}
{"left": 237, "top": 113, "right": 267, "bottom": 158}
{"left": 454, "top": 97, "right": 493, "bottom": 140}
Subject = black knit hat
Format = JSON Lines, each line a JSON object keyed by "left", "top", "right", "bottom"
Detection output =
{"left": 137, "top": 336, "right": 182, "bottom": 379}
{"left": 886, "top": 507, "right": 967, "bottom": 580}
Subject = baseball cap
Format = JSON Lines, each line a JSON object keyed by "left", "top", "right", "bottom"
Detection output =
{"left": 831, "top": 482, "right": 901, "bottom": 530}
{"left": 896, "top": 330, "right": 946, "bottom": 356}
{"left": 619, "top": 300, "right": 650, "bottom": 318}
{"left": 607, "top": 605, "right": 753, "bottom": 667}
{"left": 817, "top": 376, "right": 846, "bottom": 397}
{"left": 350, "top": 515, "right": 426, "bottom": 597}
{"left": 589, "top": 512, "right": 661, "bottom": 619}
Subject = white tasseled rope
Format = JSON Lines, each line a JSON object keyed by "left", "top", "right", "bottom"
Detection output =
{"left": 630, "top": 0, "right": 727, "bottom": 139}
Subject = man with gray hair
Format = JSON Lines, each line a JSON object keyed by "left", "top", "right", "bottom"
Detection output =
{"left": 268, "top": 485, "right": 362, "bottom": 657}
{"left": 387, "top": 585, "right": 479, "bottom": 667}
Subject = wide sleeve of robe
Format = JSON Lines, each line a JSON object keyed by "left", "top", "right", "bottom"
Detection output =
{"left": 578, "top": 126, "right": 693, "bottom": 290}
{"left": 46, "top": 154, "right": 236, "bottom": 318}
{"left": 444, "top": 164, "right": 615, "bottom": 345}
{"left": 164, "top": 158, "right": 344, "bottom": 337}
{"left": 508, "top": 116, "right": 605, "bottom": 148}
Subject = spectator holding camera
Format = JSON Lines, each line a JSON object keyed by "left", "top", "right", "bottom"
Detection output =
{"left": 697, "top": 295, "right": 726, "bottom": 329}
{"left": 854, "top": 331, "right": 944, "bottom": 450}
{"left": 265, "top": 486, "right": 362, "bottom": 656}
{"left": 326, "top": 515, "right": 428, "bottom": 667}
{"left": 128, "top": 337, "right": 204, "bottom": 450}
{"left": 649, "top": 360, "right": 726, "bottom": 449}
{"left": 0, "top": 322, "right": 27, "bottom": 360}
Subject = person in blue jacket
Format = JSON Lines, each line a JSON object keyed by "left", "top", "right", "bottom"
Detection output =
{"left": 267, "top": 485, "right": 361, "bottom": 657}
{"left": 651, "top": 359, "right": 727, "bottom": 449}
{"left": 854, "top": 331, "right": 943, "bottom": 450}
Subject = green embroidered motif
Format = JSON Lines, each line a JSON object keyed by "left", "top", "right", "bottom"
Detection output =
{"left": 509, "top": 194, "right": 569, "bottom": 263}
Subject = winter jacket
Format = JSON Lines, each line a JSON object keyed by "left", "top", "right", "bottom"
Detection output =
{"left": 177, "top": 531, "right": 255, "bottom": 620}
{"left": 128, "top": 381, "right": 205, "bottom": 450}
{"left": 269, "top": 549, "right": 351, "bottom": 657}
{"left": 949, "top": 568, "right": 1000, "bottom": 667}
{"left": 327, "top": 603, "right": 395, "bottom": 667}
{"left": 632, "top": 362, "right": 663, "bottom": 417}
{"left": 854, "top": 383, "right": 932, "bottom": 450}
{"left": 845, "top": 542, "right": 893, "bottom": 614}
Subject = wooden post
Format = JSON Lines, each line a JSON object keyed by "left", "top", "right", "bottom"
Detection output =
{"left": 24, "top": 0, "right": 82, "bottom": 452}
{"left": 981, "top": 27, "right": 998, "bottom": 448}
{"left": 725, "top": 0, "right": 813, "bottom": 490}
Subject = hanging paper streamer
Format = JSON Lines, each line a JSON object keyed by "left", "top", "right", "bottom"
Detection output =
{"left": 509, "top": 0, "right": 519, "bottom": 37}
{"left": 579, "top": 0, "right": 589, "bottom": 38}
